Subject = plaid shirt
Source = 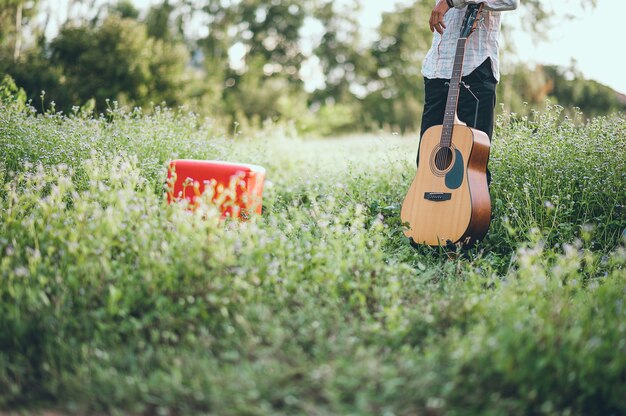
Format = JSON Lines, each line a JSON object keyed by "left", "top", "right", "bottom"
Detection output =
{"left": 421, "top": 0, "right": 518, "bottom": 82}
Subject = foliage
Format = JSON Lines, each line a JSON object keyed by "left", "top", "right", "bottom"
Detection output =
{"left": 1, "top": 0, "right": 622, "bottom": 136}
{"left": 47, "top": 16, "right": 189, "bottom": 112}
{"left": 0, "top": 74, "right": 26, "bottom": 109}
{"left": 490, "top": 104, "right": 626, "bottom": 250}
{"left": 108, "top": 0, "right": 139, "bottom": 20}
{"left": 499, "top": 63, "right": 626, "bottom": 118}
{"left": 362, "top": 0, "right": 433, "bottom": 133}
{"left": 0, "top": 102, "right": 625, "bottom": 414}
{"left": 0, "top": 0, "right": 39, "bottom": 50}
{"left": 0, "top": 102, "right": 224, "bottom": 193}
{"left": 542, "top": 65, "right": 624, "bottom": 117}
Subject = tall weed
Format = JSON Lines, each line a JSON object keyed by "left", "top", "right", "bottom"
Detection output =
{"left": 0, "top": 102, "right": 624, "bottom": 413}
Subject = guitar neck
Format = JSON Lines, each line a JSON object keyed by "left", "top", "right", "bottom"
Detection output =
{"left": 441, "top": 37, "right": 467, "bottom": 148}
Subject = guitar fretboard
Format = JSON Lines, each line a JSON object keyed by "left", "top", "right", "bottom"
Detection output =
{"left": 440, "top": 37, "right": 467, "bottom": 148}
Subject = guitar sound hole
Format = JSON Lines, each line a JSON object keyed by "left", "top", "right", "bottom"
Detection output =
{"left": 434, "top": 147, "right": 453, "bottom": 171}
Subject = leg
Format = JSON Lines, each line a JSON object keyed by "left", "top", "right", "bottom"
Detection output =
{"left": 420, "top": 77, "right": 449, "bottom": 138}
{"left": 417, "top": 77, "right": 449, "bottom": 166}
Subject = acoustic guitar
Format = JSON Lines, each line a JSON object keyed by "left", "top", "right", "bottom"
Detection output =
{"left": 401, "top": 3, "right": 491, "bottom": 248}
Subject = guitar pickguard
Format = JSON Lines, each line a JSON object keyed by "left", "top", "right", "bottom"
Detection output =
{"left": 445, "top": 149, "right": 464, "bottom": 189}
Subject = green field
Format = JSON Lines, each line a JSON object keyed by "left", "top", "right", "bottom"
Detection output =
{"left": 1, "top": 101, "right": 625, "bottom": 415}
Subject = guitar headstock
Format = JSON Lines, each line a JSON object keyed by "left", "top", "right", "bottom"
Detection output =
{"left": 459, "top": 3, "right": 484, "bottom": 38}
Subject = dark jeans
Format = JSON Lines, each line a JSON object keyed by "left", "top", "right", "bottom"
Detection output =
{"left": 419, "top": 58, "right": 497, "bottom": 183}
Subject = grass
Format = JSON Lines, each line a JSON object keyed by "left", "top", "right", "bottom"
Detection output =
{"left": 0, "top": 99, "right": 625, "bottom": 415}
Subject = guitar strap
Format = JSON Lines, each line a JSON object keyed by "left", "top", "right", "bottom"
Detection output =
{"left": 445, "top": 80, "right": 480, "bottom": 129}
{"left": 461, "top": 81, "right": 480, "bottom": 129}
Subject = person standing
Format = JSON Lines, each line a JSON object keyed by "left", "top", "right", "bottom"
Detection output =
{"left": 420, "top": 0, "right": 519, "bottom": 183}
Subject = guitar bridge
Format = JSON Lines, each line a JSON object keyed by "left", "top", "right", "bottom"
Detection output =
{"left": 424, "top": 192, "right": 452, "bottom": 201}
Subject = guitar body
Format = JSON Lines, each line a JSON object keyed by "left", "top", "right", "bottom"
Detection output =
{"left": 401, "top": 123, "right": 491, "bottom": 247}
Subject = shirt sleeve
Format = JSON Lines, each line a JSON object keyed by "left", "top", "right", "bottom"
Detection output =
{"left": 452, "top": 0, "right": 519, "bottom": 11}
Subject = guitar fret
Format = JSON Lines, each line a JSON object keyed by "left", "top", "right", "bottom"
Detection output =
{"left": 440, "top": 38, "right": 467, "bottom": 148}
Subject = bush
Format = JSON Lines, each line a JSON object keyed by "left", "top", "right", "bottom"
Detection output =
{"left": 0, "top": 74, "right": 26, "bottom": 109}
{"left": 0, "top": 102, "right": 624, "bottom": 413}
{"left": 489, "top": 105, "right": 626, "bottom": 252}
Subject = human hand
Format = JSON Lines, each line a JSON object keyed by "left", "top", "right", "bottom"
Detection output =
{"left": 430, "top": 0, "right": 451, "bottom": 34}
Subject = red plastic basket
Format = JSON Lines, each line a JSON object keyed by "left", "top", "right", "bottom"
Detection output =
{"left": 167, "top": 159, "right": 265, "bottom": 218}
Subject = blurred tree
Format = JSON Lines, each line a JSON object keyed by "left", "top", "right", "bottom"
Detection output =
{"left": 108, "top": 0, "right": 139, "bottom": 20}
{"left": 3, "top": 0, "right": 619, "bottom": 134}
{"left": 360, "top": 0, "right": 432, "bottom": 133}
{"left": 195, "top": 0, "right": 315, "bottom": 129}
{"left": 311, "top": 0, "right": 365, "bottom": 103}
{"left": 494, "top": 62, "right": 624, "bottom": 119}
{"left": 497, "top": 63, "right": 551, "bottom": 115}
{"left": 542, "top": 65, "right": 623, "bottom": 117}
{"left": 146, "top": 0, "right": 175, "bottom": 41}
{"left": 64, "top": 0, "right": 101, "bottom": 26}
{"left": 0, "top": 0, "right": 38, "bottom": 60}
{"left": 46, "top": 16, "right": 188, "bottom": 111}
{"left": 6, "top": 48, "right": 71, "bottom": 111}
{"left": 234, "top": 0, "right": 308, "bottom": 83}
